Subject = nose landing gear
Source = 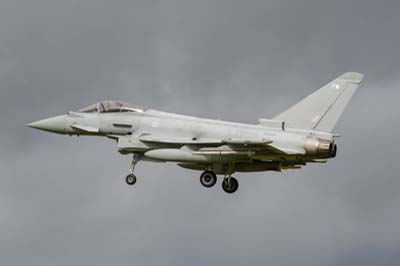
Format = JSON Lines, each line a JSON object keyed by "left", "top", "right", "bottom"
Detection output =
{"left": 126, "top": 174, "right": 137, "bottom": 185}
{"left": 125, "top": 153, "right": 140, "bottom": 186}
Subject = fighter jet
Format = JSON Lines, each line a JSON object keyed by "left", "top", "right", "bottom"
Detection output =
{"left": 28, "top": 72, "right": 364, "bottom": 193}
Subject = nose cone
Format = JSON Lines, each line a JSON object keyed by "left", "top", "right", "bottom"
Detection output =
{"left": 28, "top": 115, "right": 67, "bottom": 134}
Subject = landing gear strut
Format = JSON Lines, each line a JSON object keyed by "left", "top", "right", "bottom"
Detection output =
{"left": 221, "top": 162, "right": 238, "bottom": 193}
{"left": 126, "top": 153, "right": 140, "bottom": 186}
{"left": 200, "top": 170, "right": 217, "bottom": 188}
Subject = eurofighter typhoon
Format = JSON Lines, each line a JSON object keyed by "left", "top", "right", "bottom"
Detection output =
{"left": 28, "top": 72, "right": 364, "bottom": 193}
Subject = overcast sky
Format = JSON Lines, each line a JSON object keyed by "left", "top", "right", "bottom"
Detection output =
{"left": 1, "top": 0, "right": 400, "bottom": 265}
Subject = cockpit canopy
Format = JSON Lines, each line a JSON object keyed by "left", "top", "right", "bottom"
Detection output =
{"left": 79, "top": 101, "right": 145, "bottom": 113}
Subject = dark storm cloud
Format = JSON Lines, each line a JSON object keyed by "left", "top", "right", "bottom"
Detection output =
{"left": 1, "top": 0, "right": 400, "bottom": 265}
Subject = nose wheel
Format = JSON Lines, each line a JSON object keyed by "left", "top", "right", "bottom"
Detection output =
{"left": 126, "top": 174, "right": 137, "bottom": 185}
{"left": 125, "top": 153, "right": 140, "bottom": 186}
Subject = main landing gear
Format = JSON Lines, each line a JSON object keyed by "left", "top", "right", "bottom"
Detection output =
{"left": 126, "top": 153, "right": 140, "bottom": 186}
{"left": 199, "top": 170, "right": 239, "bottom": 194}
{"left": 124, "top": 154, "right": 239, "bottom": 193}
{"left": 200, "top": 170, "right": 217, "bottom": 187}
{"left": 222, "top": 175, "right": 239, "bottom": 194}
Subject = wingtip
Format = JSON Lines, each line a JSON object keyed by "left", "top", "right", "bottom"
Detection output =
{"left": 341, "top": 72, "right": 365, "bottom": 83}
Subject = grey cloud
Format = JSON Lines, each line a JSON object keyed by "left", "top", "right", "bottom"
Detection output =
{"left": 1, "top": 0, "right": 400, "bottom": 265}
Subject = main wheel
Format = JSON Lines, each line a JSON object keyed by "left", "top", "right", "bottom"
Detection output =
{"left": 222, "top": 177, "right": 239, "bottom": 193}
{"left": 200, "top": 171, "right": 217, "bottom": 188}
{"left": 126, "top": 174, "right": 137, "bottom": 185}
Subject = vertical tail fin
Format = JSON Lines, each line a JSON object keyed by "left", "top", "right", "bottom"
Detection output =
{"left": 273, "top": 72, "right": 364, "bottom": 132}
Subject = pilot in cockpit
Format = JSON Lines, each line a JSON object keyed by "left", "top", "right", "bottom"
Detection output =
{"left": 79, "top": 100, "right": 144, "bottom": 113}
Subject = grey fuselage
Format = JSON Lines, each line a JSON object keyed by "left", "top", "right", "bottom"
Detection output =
{"left": 45, "top": 109, "right": 336, "bottom": 174}
{"left": 29, "top": 72, "right": 364, "bottom": 176}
